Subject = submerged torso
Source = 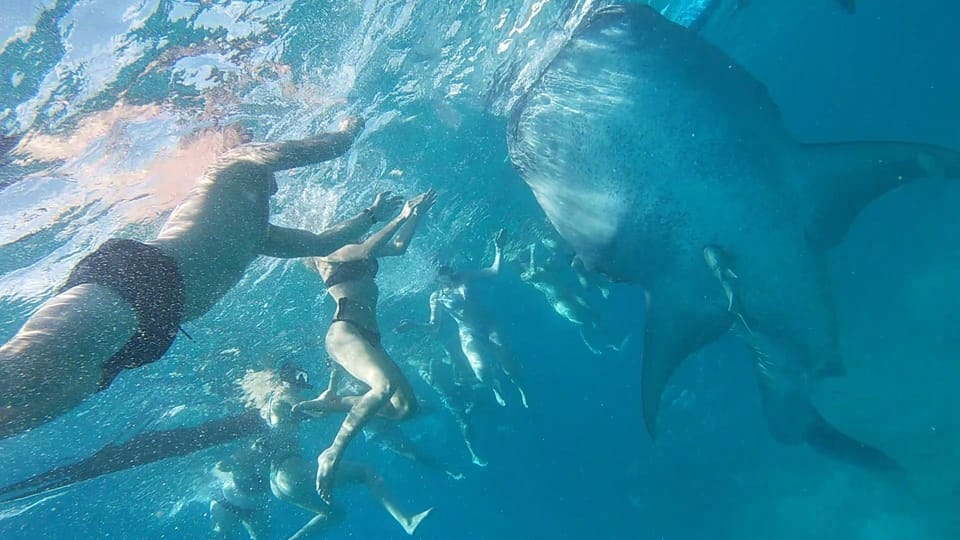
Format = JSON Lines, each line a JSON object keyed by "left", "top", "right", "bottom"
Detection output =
{"left": 150, "top": 149, "right": 277, "bottom": 321}
{"left": 311, "top": 257, "right": 381, "bottom": 332}
{"left": 521, "top": 267, "right": 588, "bottom": 325}
{"left": 436, "top": 283, "right": 487, "bottom": 332}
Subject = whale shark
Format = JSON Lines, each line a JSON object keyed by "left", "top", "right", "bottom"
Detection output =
{"left": 506, "top": 4, "right": 960, "bottom": 470}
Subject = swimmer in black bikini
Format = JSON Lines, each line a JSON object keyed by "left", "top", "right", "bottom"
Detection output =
{"left": 0, "top": 116, "right": 375, "bottom": 439}
{"left": 238, "top": 365, "right": 433, "bottom": 538}
{"left": 296, "top": 189, "right": 437, "bottom": 502}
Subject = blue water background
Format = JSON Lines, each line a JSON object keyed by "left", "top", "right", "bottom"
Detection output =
{"left": 0, "top": 0, "right": 959, "bottom": 538}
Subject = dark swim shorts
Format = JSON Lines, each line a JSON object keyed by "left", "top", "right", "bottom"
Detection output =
{"left": 59, "top": 238, "right": 185, "bottom": 389}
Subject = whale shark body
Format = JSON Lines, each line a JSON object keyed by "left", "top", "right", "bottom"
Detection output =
{"left": 507, "top": 4, "right": 960, "bottom": 470}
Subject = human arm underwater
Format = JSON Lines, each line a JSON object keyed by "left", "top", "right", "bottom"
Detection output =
{"left": 452, "top": 229, "right": 504, "bottom": 282}
{"left": 254, "top": 116, "right": 365, "bottom": 172}
{"left": 376, "top": 190, "right": 437, "bottom": 257}
{"left": 394, "top": 290, "right": 441, "bottom": 334}
{"left": 323, "top": 190, "right": 437, "bottom": 262}
{"left": 259, "top": 191, "right": 403, "bottom": 259}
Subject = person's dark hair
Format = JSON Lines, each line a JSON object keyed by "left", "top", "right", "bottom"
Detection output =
{"left": 278, "top": 361, "right": 312, "bottom": 389}
{"left": 436, "top": 263, "right": 462, "bottom": 284}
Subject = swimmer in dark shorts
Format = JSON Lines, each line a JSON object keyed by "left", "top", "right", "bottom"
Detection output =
{"left": 0, "top": 116, "right": 387, "bottom": 439}
{"left": 296, "top": 189, "right": 436, "bottom": 502}
{"left": 57, "top": 238, "right": 186, "bottom": 389}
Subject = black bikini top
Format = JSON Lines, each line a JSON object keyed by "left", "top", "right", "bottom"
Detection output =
{"left": 322, "top": 258, "right": 379, "bottom": 287}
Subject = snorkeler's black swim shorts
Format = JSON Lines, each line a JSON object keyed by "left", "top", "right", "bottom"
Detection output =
{"left": 60, "top": 238, "right": 185, "bottom": 389}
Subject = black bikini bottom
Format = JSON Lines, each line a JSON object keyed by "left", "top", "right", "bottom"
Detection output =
{"left": 59, "top": 238, "right": 185, "bottom": 389}
{"left": 214, "top": 495, "right": 258, "bottom": 520}
{"left": 332, "top": 297, "right": 382, "bottom": 348}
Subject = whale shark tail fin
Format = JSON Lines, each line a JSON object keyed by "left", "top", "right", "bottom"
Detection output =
{"left": 799, "top": 141, "right": 960, "bottom": 248}
{"left": 752, "top": 348, "right": 901, "bottom": 474}
{"left": 803, "top": 409, "right": 902, "bottom": 474}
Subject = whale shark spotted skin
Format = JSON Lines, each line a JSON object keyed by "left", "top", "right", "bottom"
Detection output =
{"left": 507, "top": 4, "right": 960, "bottom": 470}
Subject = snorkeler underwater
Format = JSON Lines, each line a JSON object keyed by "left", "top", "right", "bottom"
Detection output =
{"left": 1, "top": 0, "right": 959, "bottom": 539}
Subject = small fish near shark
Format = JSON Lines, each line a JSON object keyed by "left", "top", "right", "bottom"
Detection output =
{"left": 507, "top": 3, "right": 960, "bottom": 472}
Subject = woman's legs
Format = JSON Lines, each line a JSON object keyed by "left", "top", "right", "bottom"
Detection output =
{"left": 0, "top": 284, "right": 138, "bottom": 438}
{"left": 458, "top": 412, "right": 486, "bottom": 467}
{"left": 458, "top": 330, "right": 506, "bottom": 406}
{"left": 488, "top": 330, "right": 529, "bottom": 408}
{"left": 209, "top": 500, "right": 269, "bottom": 540}
{"left": 317, "top": 321, "right": 417, "bottom": 499}
{"left": 337, "top": 462, "right": 434, "bottom": 536}
{"left": 288, "top": 512, "right": 340, "bottom": 540}
{"left": 272, "top": 457, "right": 431, "bottom": 537}
{"left": 241, "top": 510, "right": 270, "bottom": 540}
{"left": 209, "top": 499, "right": 243, "bottom": 538}
{"left": 270, "top": 457, "right": 343, "bottom": 539}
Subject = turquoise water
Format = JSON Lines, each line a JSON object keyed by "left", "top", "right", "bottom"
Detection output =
{"left": 1, "top": 0, "right": 960, "bottom": 538}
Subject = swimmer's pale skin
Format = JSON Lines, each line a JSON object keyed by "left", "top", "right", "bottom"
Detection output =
{"left": 0, "top": 117, "right": 370, "bottom": 438}
{"left": 254, "top": 370, "right": 433, "bottom": 537}
{"left": 296, "top": 190, "right": 437, "bottom": 502}
{"left": 210, "top": 441, "right": 271, "bottom": 540}
{"left": 393, "top": 317, "right": 486, "bottom": 466}
{"left": 520, "top": 243, "right": 625, "bottom": 355}
{"left": 397, "top": 230, "right": 529, "bottom": 409}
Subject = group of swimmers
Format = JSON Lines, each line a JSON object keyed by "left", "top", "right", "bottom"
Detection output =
{"left": 0, "top": 115, "right": 621, "bottom": 538}
{"left": 209, "top": 363, "right": 434, "bottom": 539}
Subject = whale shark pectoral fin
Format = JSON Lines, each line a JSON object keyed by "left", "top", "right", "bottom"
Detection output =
{"left": 800, "top": 141, "right": 960, "bottom": 247}
{"left": 641, "top": 290, "right": 730, "bottom": 439}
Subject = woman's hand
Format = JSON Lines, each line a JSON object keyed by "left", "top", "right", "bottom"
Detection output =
{"left": 401, "top": 189, "right": 438, "bottom": 218}
{"left": 493, "top": 228, "right": 505, "bottom": 249}
{"left": 370, "top": 191, "right": 403, "bottom": 222}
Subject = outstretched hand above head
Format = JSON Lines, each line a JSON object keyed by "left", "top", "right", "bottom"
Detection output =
{"left": 370, "top": 191, "right": 403, "bottom": 222}
{"left": 493, "top": 228, "right": 505, "bottom": 249}
{"left": 401, "top": 189, "right": 438, "bottom": 218}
